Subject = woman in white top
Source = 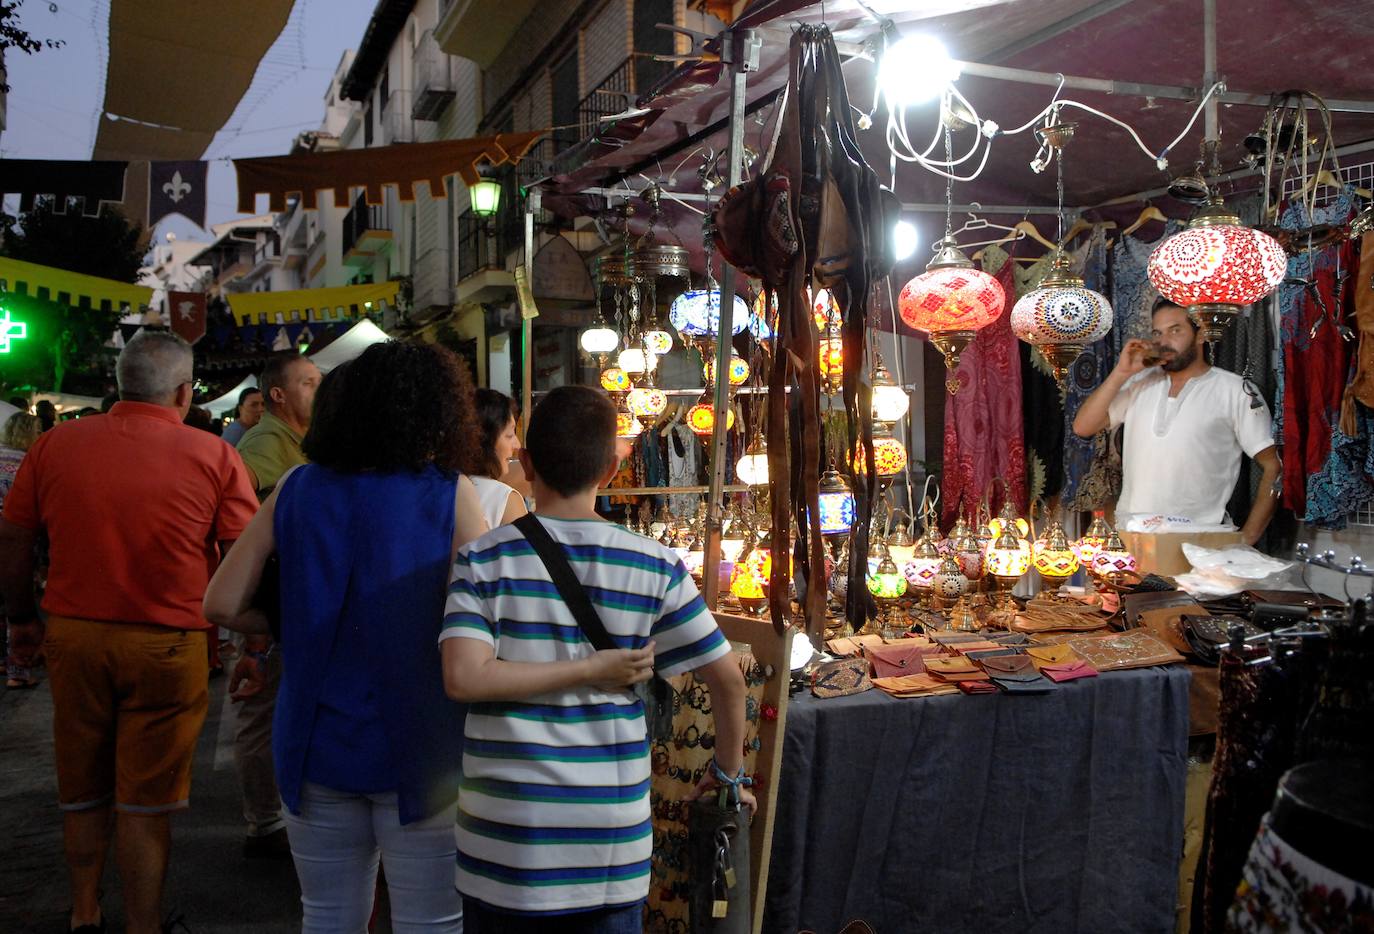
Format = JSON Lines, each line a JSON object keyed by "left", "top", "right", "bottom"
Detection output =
{"left": 470, "top": 389, "right": 529, "bottom": 529}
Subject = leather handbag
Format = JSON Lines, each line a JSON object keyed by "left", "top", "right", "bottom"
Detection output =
{"left": 1182, "top": 614, "right": 1266, "bottom": 665}
{"left": 811, "top": 658, "right": 873, "bottom": 698}
{"left": 980, "top": 655, "right": 1043, "bottom": 682}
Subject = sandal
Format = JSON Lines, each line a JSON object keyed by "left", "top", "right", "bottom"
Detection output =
{"left": 6, "top": 678, "right": 39, "bottom": 689}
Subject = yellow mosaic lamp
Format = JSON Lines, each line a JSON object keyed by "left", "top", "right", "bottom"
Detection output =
{"left": 1032, "top": 519, "right": 1080, "bottom": 597}
{"left": 986, "top": 527, "right": 1031, "bottom": 609}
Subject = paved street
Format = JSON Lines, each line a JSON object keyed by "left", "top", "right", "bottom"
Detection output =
{"left": 1, "top": 677, "right": 309, "bottom": 933}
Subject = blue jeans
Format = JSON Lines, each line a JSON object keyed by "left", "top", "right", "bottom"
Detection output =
{"left": 461, "top": 898, "right": 642, "bottom": 934}
{"left": 284, "top": 782, "right": 462, "bottom": 933}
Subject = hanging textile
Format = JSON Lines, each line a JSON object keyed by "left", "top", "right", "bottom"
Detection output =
{"left": 148, "top": 161, "right": 209, "bottom": 229}
{"left": 1015, "top": 249, "right": 1066, "bottom": 501}
{"left": 941, "top": 245, "right": 1026, "bottom": 526}
{"left": 0, "top": 159, "right": 128, "bottom": 216}
{"left": 0, "top": 256, "right": 151, "bottom": 311}
{"left": 1061, "top": 226, "right": 1112, "bottom": 506}
{"left": 225, "top": 281, "right": 402, "bottom": 326}
{"left": 1110, "top": 223, "right": 1183, "bottom": 359}
{"left": 234, "top": 133, "right": 544, "bottom": 212}
{"left": 1274, "top": 186, "right": 1359, "bottom": 515}
{"left": 667, "top": 423, "right": 701, "bottom": 517}
{"left": 1344, "top": 232, "right": 1374, "bottom": 413}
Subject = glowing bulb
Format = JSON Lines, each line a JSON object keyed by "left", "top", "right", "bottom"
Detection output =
{"left": 878, "top": 35, "right": 960, "bottom": 109}
{"left": 893, "top": 220, "right": 919, "bottom": 262}
{"left": 618, "top": 348, "right": 653, "bottom": 374}
{"left": 581, "top": 325, "right": 619, "bottom": 355}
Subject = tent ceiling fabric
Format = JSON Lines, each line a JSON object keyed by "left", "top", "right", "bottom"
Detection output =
{"left": 92, "top": 0, "right": 295, "bottom": 161}
{"left": 546, "top": 0, "right": 1374, "bottom": 253}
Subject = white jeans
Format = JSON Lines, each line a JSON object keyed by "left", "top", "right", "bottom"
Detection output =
{"left": 284, "top": 782, "right": 462, "bottom": 934}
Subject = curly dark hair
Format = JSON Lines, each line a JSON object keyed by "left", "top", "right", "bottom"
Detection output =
{"left": 301, "top": 341, "right": 479, "bottom": 474}
{"left": 473, "top": 388, "right": 519, "bottom": 479}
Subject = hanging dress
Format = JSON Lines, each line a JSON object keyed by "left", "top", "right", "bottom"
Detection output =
{"left": 939, "top": 245, "right": 1027, "bottom": 527}
{"left": 1061, "top": 226, "right": 1112, "bottom": 506}
{"left": 1274, "top": 186, "right": 1359, "bottom": 514}
{"left": 1015, "top": 250, "right": 1065, "bottom": 502}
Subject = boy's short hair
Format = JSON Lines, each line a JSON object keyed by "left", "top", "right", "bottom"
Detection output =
{"left": 526, "top": 386, "right": 617, "bottom": 496}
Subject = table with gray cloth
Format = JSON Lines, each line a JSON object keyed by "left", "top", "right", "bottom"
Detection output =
{"left": 763, "top": 666, "right": 1191, "bottom": 934}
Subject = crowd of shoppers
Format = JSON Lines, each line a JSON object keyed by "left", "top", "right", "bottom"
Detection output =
{"left": 0, "top": 332, "right": 749, "bottom": 934}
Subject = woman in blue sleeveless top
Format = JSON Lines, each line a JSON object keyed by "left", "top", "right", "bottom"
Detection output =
{"left": 207, "top": 343, "right": 488, "bottom": 933}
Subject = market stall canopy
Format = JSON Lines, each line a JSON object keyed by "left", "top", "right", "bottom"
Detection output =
{"left": 225, "top": 280, "right": 402, "bottom": 326}
{"left": 234, "top": 132, "right": 545, "bottom": 213}
{"left": 92, "top": 0, "right": 295, "bottom": 161}
{"left": 204, "top": 374, "right": 257, "bottom": 419}
{"left": 305, "top": 318, "right": 390, "bottom": 372}
{"left": 542, "top": 0, "right": 1374, "bottom": 268}
{"left": 0, "top": 256, "right": 152, "bottom": 311}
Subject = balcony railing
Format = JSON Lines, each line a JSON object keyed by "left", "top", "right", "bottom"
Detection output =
{"left": 385, "top": 89, "right": 414, "bottom": 143}
{"left": 412, "top": 30, "right": 454, "bottom": 121}
{"left": 577, "top": 53, "right": 675, "bottom": 140}
{"left": 457, "top": 209, "right": 513, "bottom": 282}
{"left": 341, "top": 195, "right": 390, "bottom": 259}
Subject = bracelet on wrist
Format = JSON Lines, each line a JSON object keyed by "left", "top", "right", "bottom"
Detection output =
{"left": 709, "top": 757, "right": 752, "bottom": 788}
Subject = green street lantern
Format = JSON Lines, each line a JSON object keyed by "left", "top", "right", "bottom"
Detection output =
{"left": 468, "top": 176, "right": 502, "bottom": 218}
{"left": 0, "top": 308, "right": 26, "bottom": 353}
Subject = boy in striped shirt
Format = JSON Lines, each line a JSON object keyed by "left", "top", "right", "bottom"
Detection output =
{"left": 440, "top": 385, "right": 751, "bottom": 932}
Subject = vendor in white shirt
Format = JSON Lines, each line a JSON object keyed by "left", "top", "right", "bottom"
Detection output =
{"left": 1073, "top": 300, "right": 1281, "bottom": 546}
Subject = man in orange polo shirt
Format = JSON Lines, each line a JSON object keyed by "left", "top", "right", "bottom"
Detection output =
{"left": 0, "top": 331, "right": 258, "bottom": 934}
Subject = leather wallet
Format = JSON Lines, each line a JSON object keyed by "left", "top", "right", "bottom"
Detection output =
{"left": 966, "top": 647, "right": 1021, "bottom": 660}
{"left": 826, "top": 633, "right": 884, "bottom": 656}
{"left": 872, "top": 673, "right": 960, "bottom": 697}
{"left": 1041, "top": 660, "right": 1098, "bottom": 682}
{"left": 1025, "top": 644, "right": 1077, "bottom": 666}
{"left": 993, "top": 676, "right": 1057, "bottom": 694}
{"left": 980, "top": 655, "right": 1042, "bottom": 682}
{"left": 948, "top": 640, "right": 1004, "bottom": 654}
{"left": 931, "top": 632, "right": 989, "bottom": 645}
{"left": 925, "top": 656, "right": 978, "bottom": 674}
{"left": 990, "top": 633, "right": 1033, "bottom": 646}
{"left": 958, "top": 679, "right": 999, "bottom": 694}
{"left": 865, "top": 643, "right": 933, "bottom": 678}
{"left": 811, "top": 658, "right": 873, "bottom": 697}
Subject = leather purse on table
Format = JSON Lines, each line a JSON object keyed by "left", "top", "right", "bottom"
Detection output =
{"left": 924, "top": 656, "right": 990, "bottom": 682}
{"left": 1066, "top": 629, "right": 1185, "bottom": 671}
{"left": 811, "top": 658, "right": 874, "bottom": 698}
{"left": 864, "top": 642, "right": 940, "bottom": 678}
{"left": 1182, "top": 614, "right": 1266, "bottom": 665}
{"left": 982, "top": 655, "right": 1058, "bottom": 694}
{"left": 1040, "top": 660, "right": 1098, "bottom": 682}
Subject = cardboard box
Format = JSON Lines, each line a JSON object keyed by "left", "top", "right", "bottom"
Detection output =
{"left": 1119, "top": 531, "right": 1244, "bottom": 576}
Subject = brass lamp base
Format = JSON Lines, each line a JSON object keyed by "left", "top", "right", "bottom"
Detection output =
{"left": 930, "top": 330, "right": 976, "bottom": 393}
{"left": 1188, "top": 303, "right": 1240, "bottom": 348}
{"left": 1036, "top": 573, "right": 1074, "bottom": 601}
{"left": 989, "top": 574, "right": 1022, "bottom": 614}
{"left": 1038, "top": 343, "right": 1087, "bottom": 387}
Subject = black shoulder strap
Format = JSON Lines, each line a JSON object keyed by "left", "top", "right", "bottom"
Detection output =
{"left": 513, "top": 513, "right": 616, "bottom": 652}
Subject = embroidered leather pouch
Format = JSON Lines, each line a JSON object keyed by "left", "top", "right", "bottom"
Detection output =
{"left": 811, "top": 658, "right": 873, "bottom": 698}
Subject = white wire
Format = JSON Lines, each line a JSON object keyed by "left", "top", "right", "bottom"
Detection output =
{"left": 1157, "top": 81, "right": 1223, "bottom": 159}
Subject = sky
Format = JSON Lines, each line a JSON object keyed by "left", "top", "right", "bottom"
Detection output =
{"left": 1, "top": 0, "right": 377, "bottom": 244}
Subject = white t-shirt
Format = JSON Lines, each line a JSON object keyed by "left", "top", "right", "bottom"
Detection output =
{"left": 470, "top": 475, "right": 520, "bottom": 530}
{"left": 1109, "top": 367, "right": 1274, "bottom": 525}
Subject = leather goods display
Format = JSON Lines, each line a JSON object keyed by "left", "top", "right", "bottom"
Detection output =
{"left": 965, "top": 647, "right": 1021, "bottom": 660}
{"left": 1026, "top": 644, "right": 1077, "bottom": 666}
{"left": 1013, "top": 603, "right": 1111, "bottom": 633}
{"left": 958, "top": 679, "right": 1000, "bottom": 695}
{"left": 1066, "top": 630, "right": 1186, "bottom": 671}
{"left": 864, "top": 642, "right": 940, "bottom": 678}
{"left": 1041, "top": 660, "right": 1099, "bottom": 682}
{"left": 811, "top": 658, "right": 873, "bottom": 698}
{"left": 713, "top": 25, "right": 900, "bottom": 637}
{"left": 871, "top": 673, "right": 960, "bottom": 698}
{"left": 980, "top": 655, "right": 1042, "bottom": 682}
{"left": 1135, "top": 605, "right": 1210, "bottom": 657}
{"left": 825, "top": 633, "right": 884, "bottom": 657}
{"left": 1122, "top": 589, "right": 1200, "bottom": 627}
{"left": 946, "top": 640, "right": 1004, "bottom": 654}
{"left": 1183, "top": 614, "right": 1266, "bottom": 665}
{"left": 925, "top": 657, "right": 990, "bottom": 683}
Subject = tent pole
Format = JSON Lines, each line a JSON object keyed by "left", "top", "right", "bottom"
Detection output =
{"left": 522, "top": 187, "right": 539, "bottom": 438}
{"left": 1203, "top": 0, "right": 1218, "bottom": 141}
{"left": 703, "top": 27, "right": 758, "bottom": 610}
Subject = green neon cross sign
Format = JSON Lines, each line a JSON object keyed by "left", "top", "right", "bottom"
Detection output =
{"left": 0, "top": 310, "right": 25, "bottom": 353}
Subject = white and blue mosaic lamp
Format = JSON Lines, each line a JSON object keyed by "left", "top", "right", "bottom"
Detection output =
{"left": 1009, "top": 250, "right": 1113, "bottom": 386}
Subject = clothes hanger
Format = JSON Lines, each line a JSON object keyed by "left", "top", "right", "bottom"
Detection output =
{"left": 1122, "top": 205, "right": 1169, "bottom": 238}
{"left": 969, "top": 229, "right": 1027, "bottom": 261}
{"left": 661, "top": 402, "right": 685, "bottom": 437}
{"left": 1056, "top": 216, "right": 1116, "bottom": 249}
{"left": 1299, "top": 167, "right": 1373, "bottom": 199}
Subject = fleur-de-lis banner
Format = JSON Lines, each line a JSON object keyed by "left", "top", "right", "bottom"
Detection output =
{"left": 167, "top": 290, "right": 207, "bottom": 344}
{"left": 149, "top": 161, "right": 208, "bottom": 228}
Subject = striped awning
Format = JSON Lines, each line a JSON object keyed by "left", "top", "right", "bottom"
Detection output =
{"left": 225, "top": 280, "right": 402, "bottom": 326}
{"left": 0, "top": 256, "right": 152, "bottom": 311}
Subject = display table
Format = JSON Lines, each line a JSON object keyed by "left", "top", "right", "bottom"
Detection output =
{"left": 764, "top": 667, "right": 1191, "bottom": 934}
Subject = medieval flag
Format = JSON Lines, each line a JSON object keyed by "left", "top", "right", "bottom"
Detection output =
{"left": 168, "top": 291, "right": 207, "bottom": 344}
{"left": 149, "top": 161, "right": 209, "bottom": 229}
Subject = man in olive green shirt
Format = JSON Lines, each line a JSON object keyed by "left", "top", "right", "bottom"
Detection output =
{"left": 229, "top": 353, "right": 320, "bottom": 857}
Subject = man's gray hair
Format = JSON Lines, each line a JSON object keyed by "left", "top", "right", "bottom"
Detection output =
{"left": 116, "top": 330, "right": 194, "bottom": 403}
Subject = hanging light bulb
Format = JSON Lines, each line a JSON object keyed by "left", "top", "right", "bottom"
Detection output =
{"left": 703, "top": 353, "right": 751, "bottom": 387}
{"left": 617, "top": 347, "right": 654, "bottom": 375}
{"left": 626, "top": 386, "right": 668, "bottom": 419}
{"left": 877, "top": 34, "right": 961, "bottom": 109}
{"left": 687, "top": 400, "right": 735, "bottom": 438}
{"left": 1148, "top": 185, "right": 1285, "bottom": 348}
{"left": 818, "top": 336, "right": 845, "bottom": 394}
{"left": 600, "top": 367, "right": 632, "bottom": 393}
{"left": 816, "top": 469, "right": 856, "bottom": 535}
{"left": 898, "top": 235, "right": 1005, "bottom": 393}
{"left": 1011, "top": 251, "right": 1113, "bottom": 385}
{"left": 735, "top": 437, "right": 769, "bottom": 486}
{"left": 668, "top": 289, "right": 750, "bottom": 338}
{"left": 581, "top": 320, "right": 620, "bottom": 356}
{"left": 892, "top": 219, "right": 919, "bottom": 262}
{"left": 644, "top": 328, "right": 674, "bottom": 355}
{"left": 870, "top": 354, "right": 910, "bottom": 423}
{"left": 849, "top": 428, "right": 908, "bottom": 478}
{"left": 813, "top": 289, "right": 838, "bottom": 332}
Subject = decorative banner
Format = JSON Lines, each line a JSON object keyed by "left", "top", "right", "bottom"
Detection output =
{"left": 0, "top": 256, "right": 152, "bottom": 311}
{"left": 149, "top": 161, "right": 209, "bottom": 229}
{"left": 167, "top": 290, "right": 207, "bottom": 344}
{"left": 225, "top": 280, "right": 402, "bottom": 326}
{"left": 0, "top": 159, "right": 128, "bottom": 216}
{"left": 233, "top": 132, "right": 544, "bottom": 213}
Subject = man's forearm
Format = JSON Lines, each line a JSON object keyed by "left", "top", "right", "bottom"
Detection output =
{"left": 1240, "top": 465, "right": 1282, "bottom": 545}
{"left": 1072, "top": 369, "right": 1132, "bottom": 438}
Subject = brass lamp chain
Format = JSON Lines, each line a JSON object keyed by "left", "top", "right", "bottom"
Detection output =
{"left": 1056, "top": 133, "right": 1065, "bottom": 244}
{"left": 944, "top": 124, "right": 954, "bottom": 240}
